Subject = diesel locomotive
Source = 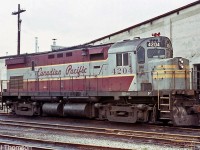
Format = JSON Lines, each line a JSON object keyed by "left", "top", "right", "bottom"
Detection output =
{"left": 1, "top": 36, "right": 200, "bottom": 126}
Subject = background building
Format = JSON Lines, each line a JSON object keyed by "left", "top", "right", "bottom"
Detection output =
{"left": 85, "top": 1, "right": 200, "bottom": 67}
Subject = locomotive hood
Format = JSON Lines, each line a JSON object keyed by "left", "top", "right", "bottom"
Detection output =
{"left": 108, "top": 38, "right": 145, "bottom": 54}
{"left": 148, "top": 57, "right": 190, "bottom": 90}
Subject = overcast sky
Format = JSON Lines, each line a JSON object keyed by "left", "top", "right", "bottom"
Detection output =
{"left": 0, "top": 0, "right": 197, "bottom": 56}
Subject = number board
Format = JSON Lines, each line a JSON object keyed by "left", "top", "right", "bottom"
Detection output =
{"left": 147, "top": 40, "right": 160, "bottom": 47}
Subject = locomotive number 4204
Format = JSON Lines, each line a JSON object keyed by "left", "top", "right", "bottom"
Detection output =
{"left": 113, "top": 67, "right": 132, "bottom": 75}
{"left": 147, "top": 41, "right": 160, "bottom": 47}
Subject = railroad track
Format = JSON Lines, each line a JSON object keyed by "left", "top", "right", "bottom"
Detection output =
{"left": 0, "top": 112, "right": 10, "bottom": 115}
{"left": 0, "top": 133, "right": 125, "bottom": 150}
{"left": 0, "top": 119, "right": 199, "bottom": 149}
{"left": 147, "top": 123, "right": 200, "bottom": 134}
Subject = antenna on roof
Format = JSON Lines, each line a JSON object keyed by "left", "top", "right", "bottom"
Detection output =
{"left": 35, "top": 37, "right": 39, "bottom": 53}
{"left": 52, "top": 39, "right": 57, "bottom": 46}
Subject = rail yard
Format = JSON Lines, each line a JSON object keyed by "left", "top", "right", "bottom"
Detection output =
{"left": 0, "top": 1, "right": 200, "bottom": 150}
{"left": 0, "top": 110, "right": 199, "bottom": 149}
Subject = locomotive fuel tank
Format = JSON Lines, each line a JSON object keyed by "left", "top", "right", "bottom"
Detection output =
{"left": 42, "top": 103, "right": 96, "bottom": 118}
{"left": 63, "top": 103, "right": 95, "bottom": 118}
{"left": 42, "top": 103, "right": 63, "bottom": 116}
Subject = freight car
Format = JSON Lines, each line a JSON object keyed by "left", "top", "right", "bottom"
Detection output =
{"left": 1, "top": 36, "right": 200, "bottom": 126}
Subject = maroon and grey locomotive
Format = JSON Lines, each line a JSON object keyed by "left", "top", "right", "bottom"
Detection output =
{"left": 2, "top": 36, "right": 200, "bottom": 126}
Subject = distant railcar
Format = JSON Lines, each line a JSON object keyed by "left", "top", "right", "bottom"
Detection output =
{"left": 2, "top": 36, "right": 200, "bottom": 126}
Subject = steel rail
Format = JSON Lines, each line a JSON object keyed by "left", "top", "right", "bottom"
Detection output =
{"left": 0, "top": 119, "right": 199, "bottom": 148}
{"left": 148, "top": 123, "right": 200, "bottom": 132}
{"left": 0, "top": 133, "right": 126, "bottom": 150}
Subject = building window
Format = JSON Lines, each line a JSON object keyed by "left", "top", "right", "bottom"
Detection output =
{"left": 116, "top": 53, "right": 129, "bottom": 66}
{"left": 66, "top": 52, "right": 72, "bottom": 57}
{"left": 48, "top": 54, "right": 55, "bottom": 59}
{"left": 57, "top": 53, "right": 63, "bottom": 58}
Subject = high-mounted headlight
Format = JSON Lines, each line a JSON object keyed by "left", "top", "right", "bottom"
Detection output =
{"left": 178, "top": 58, "right": 184, "bottom": 69}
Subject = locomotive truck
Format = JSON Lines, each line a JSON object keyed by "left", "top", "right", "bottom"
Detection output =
{"left": 1, "top": 36, "right": 200, "bottom": 126}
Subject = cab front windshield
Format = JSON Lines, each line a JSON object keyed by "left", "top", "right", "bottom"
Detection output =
{"left": 147, "top": 49, "right": 165, "bottom": 58}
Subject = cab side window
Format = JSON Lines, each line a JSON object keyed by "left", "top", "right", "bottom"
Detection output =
{"left": 123, "top": 53, "right": 128, "bottom": 66}
{"left": 116, "top": 53, "right": 122, "bottom": 66}
{"left": 137, "top": 46, "right": 145, "bottom": 64}
{"left": 116, "top": 53, "right": 129, "bottom": 66}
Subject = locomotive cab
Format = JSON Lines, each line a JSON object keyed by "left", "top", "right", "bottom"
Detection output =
{"left": 135, "top": 36, "right": 173, "bottom": 91}
{"left": 135, "top": 36, "right": 190, "bottom": 91}
{"left": 108, "top": 36, "right": 174, "bottom": 92}
{"left": 107, "top": 36, "right": 193, "bottom": 93}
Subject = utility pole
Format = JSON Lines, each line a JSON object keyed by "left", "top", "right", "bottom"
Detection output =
{"left": 12, "top": 4, "right": 26, "bottom": 55}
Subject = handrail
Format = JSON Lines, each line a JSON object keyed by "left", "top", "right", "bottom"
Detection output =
{"left": 157, "top": 72, "right": 160, "bottom": 110}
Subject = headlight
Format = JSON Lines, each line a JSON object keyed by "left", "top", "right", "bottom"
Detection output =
{"left": 179, "top": 58, "right": 184, "bottom": 64}
{"left": 179, "top": 64, "right": 184, "bottom": 69}
{"left": 178, "top": 58, "right": 184, "bottom": 69}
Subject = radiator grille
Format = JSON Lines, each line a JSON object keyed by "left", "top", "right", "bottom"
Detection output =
{"left": 9, "top": 76, "right": 23, "bottom": 89}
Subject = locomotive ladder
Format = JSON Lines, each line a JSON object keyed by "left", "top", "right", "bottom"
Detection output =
{"left": 158, "top": 95, "right": 171, "bottom": 120}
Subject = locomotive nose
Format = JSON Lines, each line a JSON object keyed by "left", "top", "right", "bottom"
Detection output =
{"left": 149, "top": 57, "right": 190, "bottom": 90}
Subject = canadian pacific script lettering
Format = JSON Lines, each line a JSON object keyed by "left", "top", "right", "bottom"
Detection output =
{"left": 37, "top": 65, "right": 87, "bottom": 77}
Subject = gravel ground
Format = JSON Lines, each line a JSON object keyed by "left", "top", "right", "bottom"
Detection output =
{"left": 0, "top": 124, "right": 193, "bottom": 150}
{"left": 0, "top": 112, "right": 197, "bottom": 150}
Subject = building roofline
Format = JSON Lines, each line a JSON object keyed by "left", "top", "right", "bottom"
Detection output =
{"left": 85, "top": 0, "right": 200, "bottom": 45}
